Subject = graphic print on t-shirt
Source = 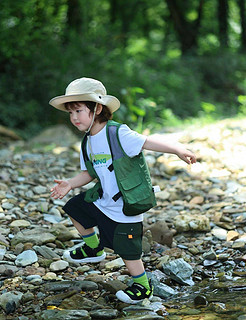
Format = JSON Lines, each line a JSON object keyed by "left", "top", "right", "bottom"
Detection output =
{"left": 90, "top": 153, "right": 111, "bottom": 167}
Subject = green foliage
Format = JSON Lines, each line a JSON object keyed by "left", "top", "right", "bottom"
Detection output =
{"left": 1, "top": 0, "right": 246, "bottom": 138}
{"left": 238, "top": 95, "right": 246, "bottom": 115}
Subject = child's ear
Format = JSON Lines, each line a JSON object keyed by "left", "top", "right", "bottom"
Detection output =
{"left": 96, "top": 104, "right": 103, "bottom": 115}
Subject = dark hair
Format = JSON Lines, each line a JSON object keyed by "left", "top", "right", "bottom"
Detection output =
{"left": 65, "top": 101, "right": 112, "bottom": 123}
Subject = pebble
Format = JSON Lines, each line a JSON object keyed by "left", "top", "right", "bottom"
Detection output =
{"left": 15, "top": 250, "right": 38, "bottom": 267}
{"left": 9, "top": 220, "right": 31, "bottom": 228}
{"left": 0, "top": 291, "right": 23, "bottom": 314}
{"left": 49, "top": 260, "right": 69, "bottom": 272}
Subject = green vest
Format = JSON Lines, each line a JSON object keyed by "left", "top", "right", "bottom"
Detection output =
{"left": 81, "top": 120, "right": 156, "bottom": 216}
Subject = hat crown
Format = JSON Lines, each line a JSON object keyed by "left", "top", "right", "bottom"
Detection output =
{"left": 65, "top": 77, "right": 107, "bottom": 96}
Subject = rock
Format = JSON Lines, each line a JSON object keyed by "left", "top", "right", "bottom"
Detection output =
{"left": 189, "top": 196, "right": 204, "bottom": 205}
{"left": 11, "top": 228, "right": 56, "bottom": 246}
{"left": 42, "top": 272, "right": 58, "bottom": 280}
{"left": 146, "top": 221, "right": 173, "bottom": 246}
{"left": 105, "top": 258, "right": 125, "bottom": 270}
{"left": 36, "top": 309, "right": 90, "bottom": 320}
{"left": 9, "top": 220, "right": 31, "bottom": 228}
{"left": 0, "top": 265, "right": 18, "bottom": 277}
{"left": 173, "top": 214, "right": 210, "bottom": 232}
{"left": 89, "top": 309, "right": 119, "bottom": 319}
{"left": 194, "top": 295, "right": 208, "bottom": 306}
{"left": 33, "top": 245, "right": 60, "bottom": 259}
{"left": 227, "top": 230, "right": 240, "bottom": 241}
{"left": 162, "top": 258, "right": 194, "bottom": 286}
{"left": 148, "top": 274, "right": 176, "bottom": 298}
{"left": 0, "top": 246, "right": 6, "bottom": 260}
{"left": 60, "top": 294, "right": 102, "bottom": 310}
{"left": 101, "top": 279, "right": 127, "bottom": 293}
{"left": 44, "top": 280, "right": 98, "bottom": 292}
{"left": 1, "top": 202, "right": 14, "bottom": 210}
{"left": 203, "top": 248, "right": 217, "bottom": 260}
{"left": 211, "top": 227, "right": 227, "bottom": 240}
{"left": 156, "top": 191, "right": 170, "bottom": 201}
{"left": 49, "top": 260, "right": 69, "bottom": 272}
{"left": 50, "top": 224, "right": 74, "bottom": 241}
{"left": 15, "top": 250, "right": 38, "bottom": 267}
{"left": 0, "top": 291, "right": 23, "bottom": 314}
{"left": 142, "top": 235, "right": 151, "bottom": 253}
{"left": 30, "top": 125, "right": 78, "bottom": 147}
{"left": 33, "top": 186, "right": 47, "bottom": 194}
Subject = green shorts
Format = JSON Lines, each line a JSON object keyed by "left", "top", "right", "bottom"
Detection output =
{"left": 63, "top": 193, "right": 143, "bottom": 260}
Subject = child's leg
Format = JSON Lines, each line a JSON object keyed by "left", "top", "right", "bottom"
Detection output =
{"left": 71, "top": 217, "right": 95, "bottom": 236}
{"left": 63, "top": 217, "right": 105, "bottom": 263}
{"left": 123, "top": 259, "right": 144, "bottom": 276}
{"left": 62, "top": 193, "right": 106, "bottom": 263}
{"left": 124, "top": 259, "right": 150, "bottom": 289}
{"left": 116, "top": 258, "right": 153, "bottom": 304}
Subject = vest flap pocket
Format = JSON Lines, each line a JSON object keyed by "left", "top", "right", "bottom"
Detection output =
{"left": 120, "top": 174, "right": 142, "bottom": 191}
{"left": 119, "top": 174, "right": 150, "bottom": 203}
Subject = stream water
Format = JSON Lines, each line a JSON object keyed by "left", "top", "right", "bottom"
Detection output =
{"left": 164, "top": 278, "right": 246, "bottom": 320}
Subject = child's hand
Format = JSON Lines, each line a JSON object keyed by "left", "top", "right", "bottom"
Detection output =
{"left": 177, "top": 148, "right": 196, "bottom": 165}
{"left": 50, "top": 179, "right": 72, "bottom": 199}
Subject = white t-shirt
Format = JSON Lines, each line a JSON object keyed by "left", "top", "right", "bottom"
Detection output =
{"left": 80, "top": 124, "right": 147, "bottom": 223}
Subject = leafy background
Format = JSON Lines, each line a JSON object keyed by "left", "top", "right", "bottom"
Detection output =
{"left": 1, "top": 0, "right": 246, "bottom": 138}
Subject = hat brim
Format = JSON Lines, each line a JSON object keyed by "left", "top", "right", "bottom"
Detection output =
{"left": 49, "top": 93, "right": 120, "bottom": 113}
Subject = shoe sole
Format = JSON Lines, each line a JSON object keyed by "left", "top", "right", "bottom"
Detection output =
{"left": 63, "top": 251, "right": 106, "bottom": 264}
{"left": 116, "top": 290, "right": 153, "bottom": 304}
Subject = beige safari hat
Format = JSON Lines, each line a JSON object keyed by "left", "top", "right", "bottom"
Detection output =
{"left": 49, "top": 77, "right": 120, "bottom": 113}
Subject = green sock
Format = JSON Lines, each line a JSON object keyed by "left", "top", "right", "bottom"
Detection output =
{"left": 81, "top": 232, "right": 104, "bottom": 257}
{"left": 82, "top": 232, "right": 99, "bottom": 248}
{"left": 132, "top": 271, "right": 150, "bottom": 290}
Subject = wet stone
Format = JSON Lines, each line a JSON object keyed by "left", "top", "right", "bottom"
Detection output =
{"left": 49, "top": 260, "right": 69, "bottom": 271}
{"left": 0, "top": 291, "right": 23, "bottom": 314}
{"left": 15, "top": 250, "right": 38, "bottom": 267}
{"left": 44, "top": 280, "right": 98, "bottom": 292}
{"left": 89, "top": 309, "right": 119, "bottom": 319}
{"left": 162, "top": 258, "right": 194, "bottom": 286}
{"left": 36, "top": 309, "right": 90, "bottom": 320}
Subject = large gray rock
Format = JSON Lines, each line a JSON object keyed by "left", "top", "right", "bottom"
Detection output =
{"left": 30, "top": 125, "right": 78, "bottom": 147}
{"left": 11, "top": 228, "right": 56, "bottom": 246}
{"left": 173, "top": 214, "right": 210, "bottom": 232}
{"left": 0, "top": 291, "right": 23, "bottom": 314}
{"left": 15, "top": 250, "right": 38, "bottom": 267}
{"left": 145, "top": 220, "right": 173, "bottom": 247}
{"left": 36, "top": 309, "right": 90, "bottom": 320}
{"left": 162, "top": 258, "right": 194, "bottom": 286}
{"left": 147, "top": 270, "right": 176, "bottom": 298}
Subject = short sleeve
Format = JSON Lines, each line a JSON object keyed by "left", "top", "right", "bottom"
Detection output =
{"left": 118, "top": 124, "right": 147, "bottom": 157}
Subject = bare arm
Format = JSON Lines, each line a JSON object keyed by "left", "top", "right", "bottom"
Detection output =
{"left": 50, "top": 170, "right": 93, "bottom": 199}
{"left": 143, "top": 135, "right": 196, "bottom": 165}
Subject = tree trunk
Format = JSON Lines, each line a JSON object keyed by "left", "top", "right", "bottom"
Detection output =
{"left": 238, "top": 0, "right": 246, "bottom": 51}
{"left": 109, "top": 0, "right": 118, "bottom": 24}
{"left": 218, "top": 0, "right": 229, "bottom": 47}
{"left": 67, "top": 0, "right": 83, "bottom": 33}
{"left": 165, "top": 0, "right": 204, "bottom": 54}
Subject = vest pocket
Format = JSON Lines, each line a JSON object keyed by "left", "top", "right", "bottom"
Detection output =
{"left": 113, "top": 223, "right": 143, "bottom": 259}
{"left": 119, "top": 174, "right": 150, "bottom": 204}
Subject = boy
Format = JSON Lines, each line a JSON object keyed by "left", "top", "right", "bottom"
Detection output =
{"left": 50, "top": 77, "right": 196, "bottom": 304}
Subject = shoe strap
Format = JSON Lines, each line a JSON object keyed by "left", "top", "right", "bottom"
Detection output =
{"left": 82, "top": 243, "right": 103, "bottom": 257}
{"left": 126, "top": 283, "right": 148, "bottom": 296}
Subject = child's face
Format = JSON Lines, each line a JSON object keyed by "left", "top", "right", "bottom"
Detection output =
{"left": 67, "top": 103, "right": 93, "bottom": 132}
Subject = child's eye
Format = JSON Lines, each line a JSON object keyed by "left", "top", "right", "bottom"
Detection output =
{"left": 76, "top": 110, "right": 82, "bottom": 113}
